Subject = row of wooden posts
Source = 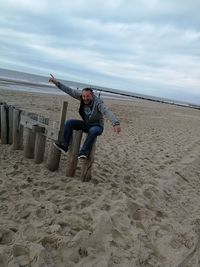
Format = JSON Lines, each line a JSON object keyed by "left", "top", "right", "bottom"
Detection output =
{"left": 0, "top": 101, "right": 96, "bottom": 182}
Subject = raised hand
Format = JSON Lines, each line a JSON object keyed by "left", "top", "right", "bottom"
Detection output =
{"left": 49, "top": 74, "right": 59, "bottom": 86}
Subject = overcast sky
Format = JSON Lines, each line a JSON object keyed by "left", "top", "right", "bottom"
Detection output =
{"left": 1, "top": 0, "right": 200, "bottom": 104}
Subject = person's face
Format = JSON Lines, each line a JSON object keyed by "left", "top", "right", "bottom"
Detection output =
{"left": 82, "top": 90, "right": 93, "bottom": 105}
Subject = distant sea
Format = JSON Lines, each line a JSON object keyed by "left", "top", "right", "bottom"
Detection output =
{"left": 0, "top": 68, "right": 199, "bottom": 109}
{"left": 0, "top": 68, "right": 133, "bottom": 101}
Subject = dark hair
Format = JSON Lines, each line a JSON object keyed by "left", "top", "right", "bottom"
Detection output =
{"left": 82, "top": 87, "right": 93, "bottom": 94}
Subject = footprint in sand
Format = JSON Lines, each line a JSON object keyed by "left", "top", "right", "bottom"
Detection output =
{"left": 35, "top": 206, "right": 46, "bottom": 219}
{"left": 11, "top": 244, "right": 30, "bottom": 267}
{"left": 13, "top": 244, "right": 29, "bottom": 257}
{"left": 0, "top": 252, "right": 8, "bottom": 266}
{"left": 76, "top": 199, "right": 93, "bottom": 209}
{"left": 32, "top": 188, "right": 41, "bottom": 200}
{"left": 22, "top": 224, "right": 40, "bottom": 242}
{"left": 123, "top": 174, "right": 132, "bottom": 184}
{"left": 40, "top": 235, "right": 59, "bottom": 250}
{"left": 127, "top": 201, "right": 143, "bottom": 221}
{"left": 142, "top": 186, "right": 159, "bottom": 202}
{"left": 0, "top": 229, "right": 14, "bottom": 245}
{"left": 169, "top": 233, "right": 194, "bottom": 250}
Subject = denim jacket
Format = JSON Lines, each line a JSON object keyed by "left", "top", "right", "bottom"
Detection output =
{"left": 57, "top": 82, "right": 120, "bottom": 128}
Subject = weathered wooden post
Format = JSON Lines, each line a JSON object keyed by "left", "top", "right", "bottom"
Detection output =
{"left": 12, "top": 108, "right": 23, "bottom": 150}
{"left": 24, "top": 126, "right": 36, "bottom": 158}
{"left": 34, "top": 126, "right": 46, "bottom": 164}
{"left": 0, "top": 103, "right": 1, "bottom": 139}
{"left": 46, "top": 101, "right": 68, "bottom": 171}
{"left": 46, "top": 142, "right": 61, "bottom": 171}
{"left": 80, "top": 138, "right": 97, "bottom": 182}
{"left": 8, "top": 106, "right": 14, "bottom": 144}
{"left": 0, "top": 104, "right": 8, "bottom": 144}
{"left": 66, "top": 130, "right": 83, "bottom": 177}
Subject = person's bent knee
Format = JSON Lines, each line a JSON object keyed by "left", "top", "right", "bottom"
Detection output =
{"left": 65, "top": 119, "right": 79, "bottom": 127}
{"left": 88, "top": 126, "right": 103, "bottom": 136}
{"left": 65, "top": 119, "right": 85, "bottom": 131}
{"left": 65, "top": 119, "right": 73, "bottom": 126}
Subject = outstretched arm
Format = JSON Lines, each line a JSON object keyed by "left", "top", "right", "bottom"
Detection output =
{"left": 97, "top": 100, "right": 121, "bottom": 134}
{"left": 49, "top": 74, "right": 81, "bottom": 100}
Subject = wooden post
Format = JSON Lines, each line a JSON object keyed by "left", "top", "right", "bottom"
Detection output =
{"left": 0, "top": 104, "right": 8, "bottom": 144}
{"left": 0, "top": 104, "right": 1, "bottom": 139}
{"left": 8, "top": 106, "right": 14, "bottom": 144}
{"left": 80, "top": 138, "right": 97, "bottom": 182}
{"left": 12, "top": 109, "right": 23, "bottom": 150}
{"left": 58, "top": 101, "right": 68, "bottom": 142}
{"left": 46, "top": 101, "right": 68, "bottom": 171}
{"left": 46, "top": 142, "right": 62, "bottom": 171}
{"left": 24, "top": 127, "right": 36, "bottom": 158}
{"left": 34, "top": 126, "right": 46, "bottom": 164}
{"left": 66, "top": 130, "right": 83, "bottom": 177}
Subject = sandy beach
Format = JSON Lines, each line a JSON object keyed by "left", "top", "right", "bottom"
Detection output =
{"left": 0, "top": 88, "right": 200, "bottom": 267}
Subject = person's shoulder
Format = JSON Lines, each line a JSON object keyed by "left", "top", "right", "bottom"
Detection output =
{"left": 94, "top": 95, "right": 103, "bottom": 104}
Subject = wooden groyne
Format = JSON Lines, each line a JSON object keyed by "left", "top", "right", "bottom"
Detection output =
{"left": 0, "top": 101, "right": 96, "bottom": 182}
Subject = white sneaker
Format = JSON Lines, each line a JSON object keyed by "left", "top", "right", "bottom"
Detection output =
{"left": 78, "top": 154, "right": 87, "bottom": 159}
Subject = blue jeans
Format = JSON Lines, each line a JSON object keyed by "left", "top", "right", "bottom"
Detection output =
{"left": 63, "top": 119, "right": 103, "bottom": 156}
